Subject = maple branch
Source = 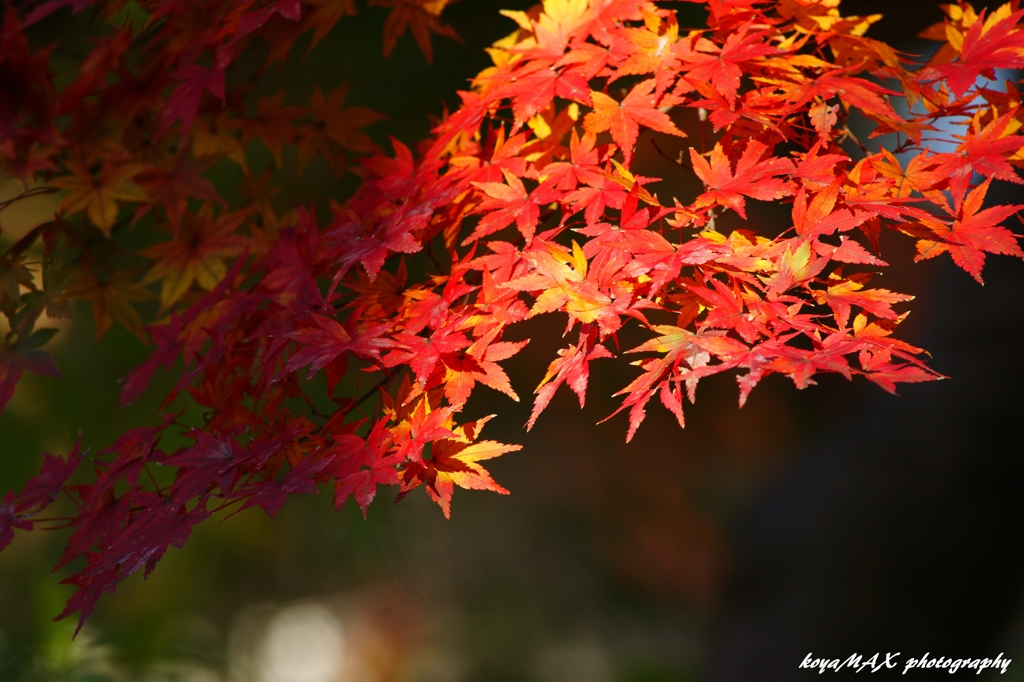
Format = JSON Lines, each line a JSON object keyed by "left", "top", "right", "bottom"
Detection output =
{"left": 537, "top": 205, "right": 560, "bottom": 225}
{"left": 108, "top": 212, "right": 135, "bottom": 235}
{"left": 307, "top": 404, "right": 332, "bottom": 419}
{"left": 839, "top": 125, "right": 870, "bottom": 154}
{"left": 427, "top": 239, "right": 446, "bottom": 274}
{"left": 0, "top": 186, "right": 59, "bottom": 213}
{"left": 650, "top": 138, "right": 690, "bottom": 168}
{"left": 892, "top": 136, "right": 918, "bottom": 155}
{"left": 698, "top": 107, "right": 708, "bottom": 154}
{"left": 349, "top": 372, "right": 393, "bottom": 411}
{"left": 316, "top": 370, "right": 397, "bottom": 427}
{"left": 143, "top": 462, "right": 166, "bottom": 495}
{"left": 6, "top": 0, "right": 1023, "bottom": 633}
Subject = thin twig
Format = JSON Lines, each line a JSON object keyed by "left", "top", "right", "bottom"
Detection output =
{"left": 428, "top": 239, "right": 446, "bottom": 274}
{"left": 0, "top": 186, "right": 59, "bottom": 213}
{"left": 143, "top": 462, "right": 166, "bottom": 495}
{"left": 840, "top": 125, "right": 871, "bottom": 154}
{"left": 699, "top": 107, "right": 708, "bottom": 154}
{"left": 349, "top": 372, "right": 393, "bottom": 411}
{"left": 650, "top": 138, "right": 690, "bottom": 168}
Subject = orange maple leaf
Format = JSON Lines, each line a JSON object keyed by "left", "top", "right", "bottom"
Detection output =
{"left": 369, "top": 0, "right": 460, "bottom": 64}
{"left": 66, "top": 268, "right": 154, "bottom": 342}
{"left": 303, "top": 0, "right": 358, "bottom": 52}
{"left": 583, "top": 79, "right": 684, "bottom": 165}
{"left": 814, "top": 272, "right": 913, "bottom": 329}
{"left": 51, "top": 158, "right": 148, "bottom": 235}
{"left": 296, "top": 85, "right": 383, "bottom": 174}
{"left": 242, "top": 91, "right": 303, "bottom": 167}
{"left": 421, "top": 433, "right": 516, "bottom": 517}
{"left": 870, "top": 149, "right": 945, "bottom": 199}
{"left": 441, "top": 328, "right": 527, "bottom": 408}
{"left": 618, "top": 10, "right": 680, "bottom": 77}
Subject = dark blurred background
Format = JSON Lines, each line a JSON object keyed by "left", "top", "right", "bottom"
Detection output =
{"left": 2, "top": 0, "right": 1023, "bottom": 680}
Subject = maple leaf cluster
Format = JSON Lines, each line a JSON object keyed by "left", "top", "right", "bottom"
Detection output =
{"left": 2, "top": 0, "right": 1024, "bottom": 632}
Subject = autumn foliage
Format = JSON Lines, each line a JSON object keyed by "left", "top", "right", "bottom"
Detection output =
{"left": 2, "top": 0, "right": 1024, "bottom": 631}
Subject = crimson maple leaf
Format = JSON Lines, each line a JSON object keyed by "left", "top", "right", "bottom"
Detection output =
{"left": 159, "top": 61, "right": 227, "bottom": 141}
{"left": 331, "top": 419, "right": 401, "bottom": 516}
{"left": 296, "top": 85, "right": 383, "bottom": 174}
{"left": 228, "top": 457, "right": 329, "bottom": 517}
{"left": 369, "top": 0, "right": 460, "bottom": 64}
{"left": 134, "top": 153, "right": 220, "bottom": 234}
{"left": 282, "top": 314, "right": 394, "bottom": 379}
{"left": 303, "top": 0, "right": 358, "bottom": 51}
{"left": 0, "top": 326, "right": 61, "bottom": 414}
{"left": 242, "top": 91, "right": 303, "bottom": 167}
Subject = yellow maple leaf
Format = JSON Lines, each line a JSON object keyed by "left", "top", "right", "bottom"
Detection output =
{"left": 51, "top": 159, "right": 148, "bottom": 235}
{"left": 140, "top": 203, "right": 249, "bottom": 311}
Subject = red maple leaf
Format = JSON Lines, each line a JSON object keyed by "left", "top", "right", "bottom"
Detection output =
{"left": 932, "top": 107, "right": 1024, "bottom": 208}
{"left": 159, "top": 59, "right": 228, "bottom": 141}
{"left": 936, "top": 7, "right": 1024, "bottom": 98}
{"left": 467, "top": 169, "right": 559, "bottom": 243}
{"left": 690, "top": 140, "right": 794, "bottom": 219}
{"left": 0, "top": 327, "right": 61, "bottom": 415}
{"left": 914, "top": 178, "right": 1024, "bottom": 283}
{"left": 528, "top": 328, "right": 613, "bottom": 430}
{"left": 676, "top": 21, "right": 776, "bottom": 105}
{"left": 331, "top": 419, "right": 401, "bottom": 516}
